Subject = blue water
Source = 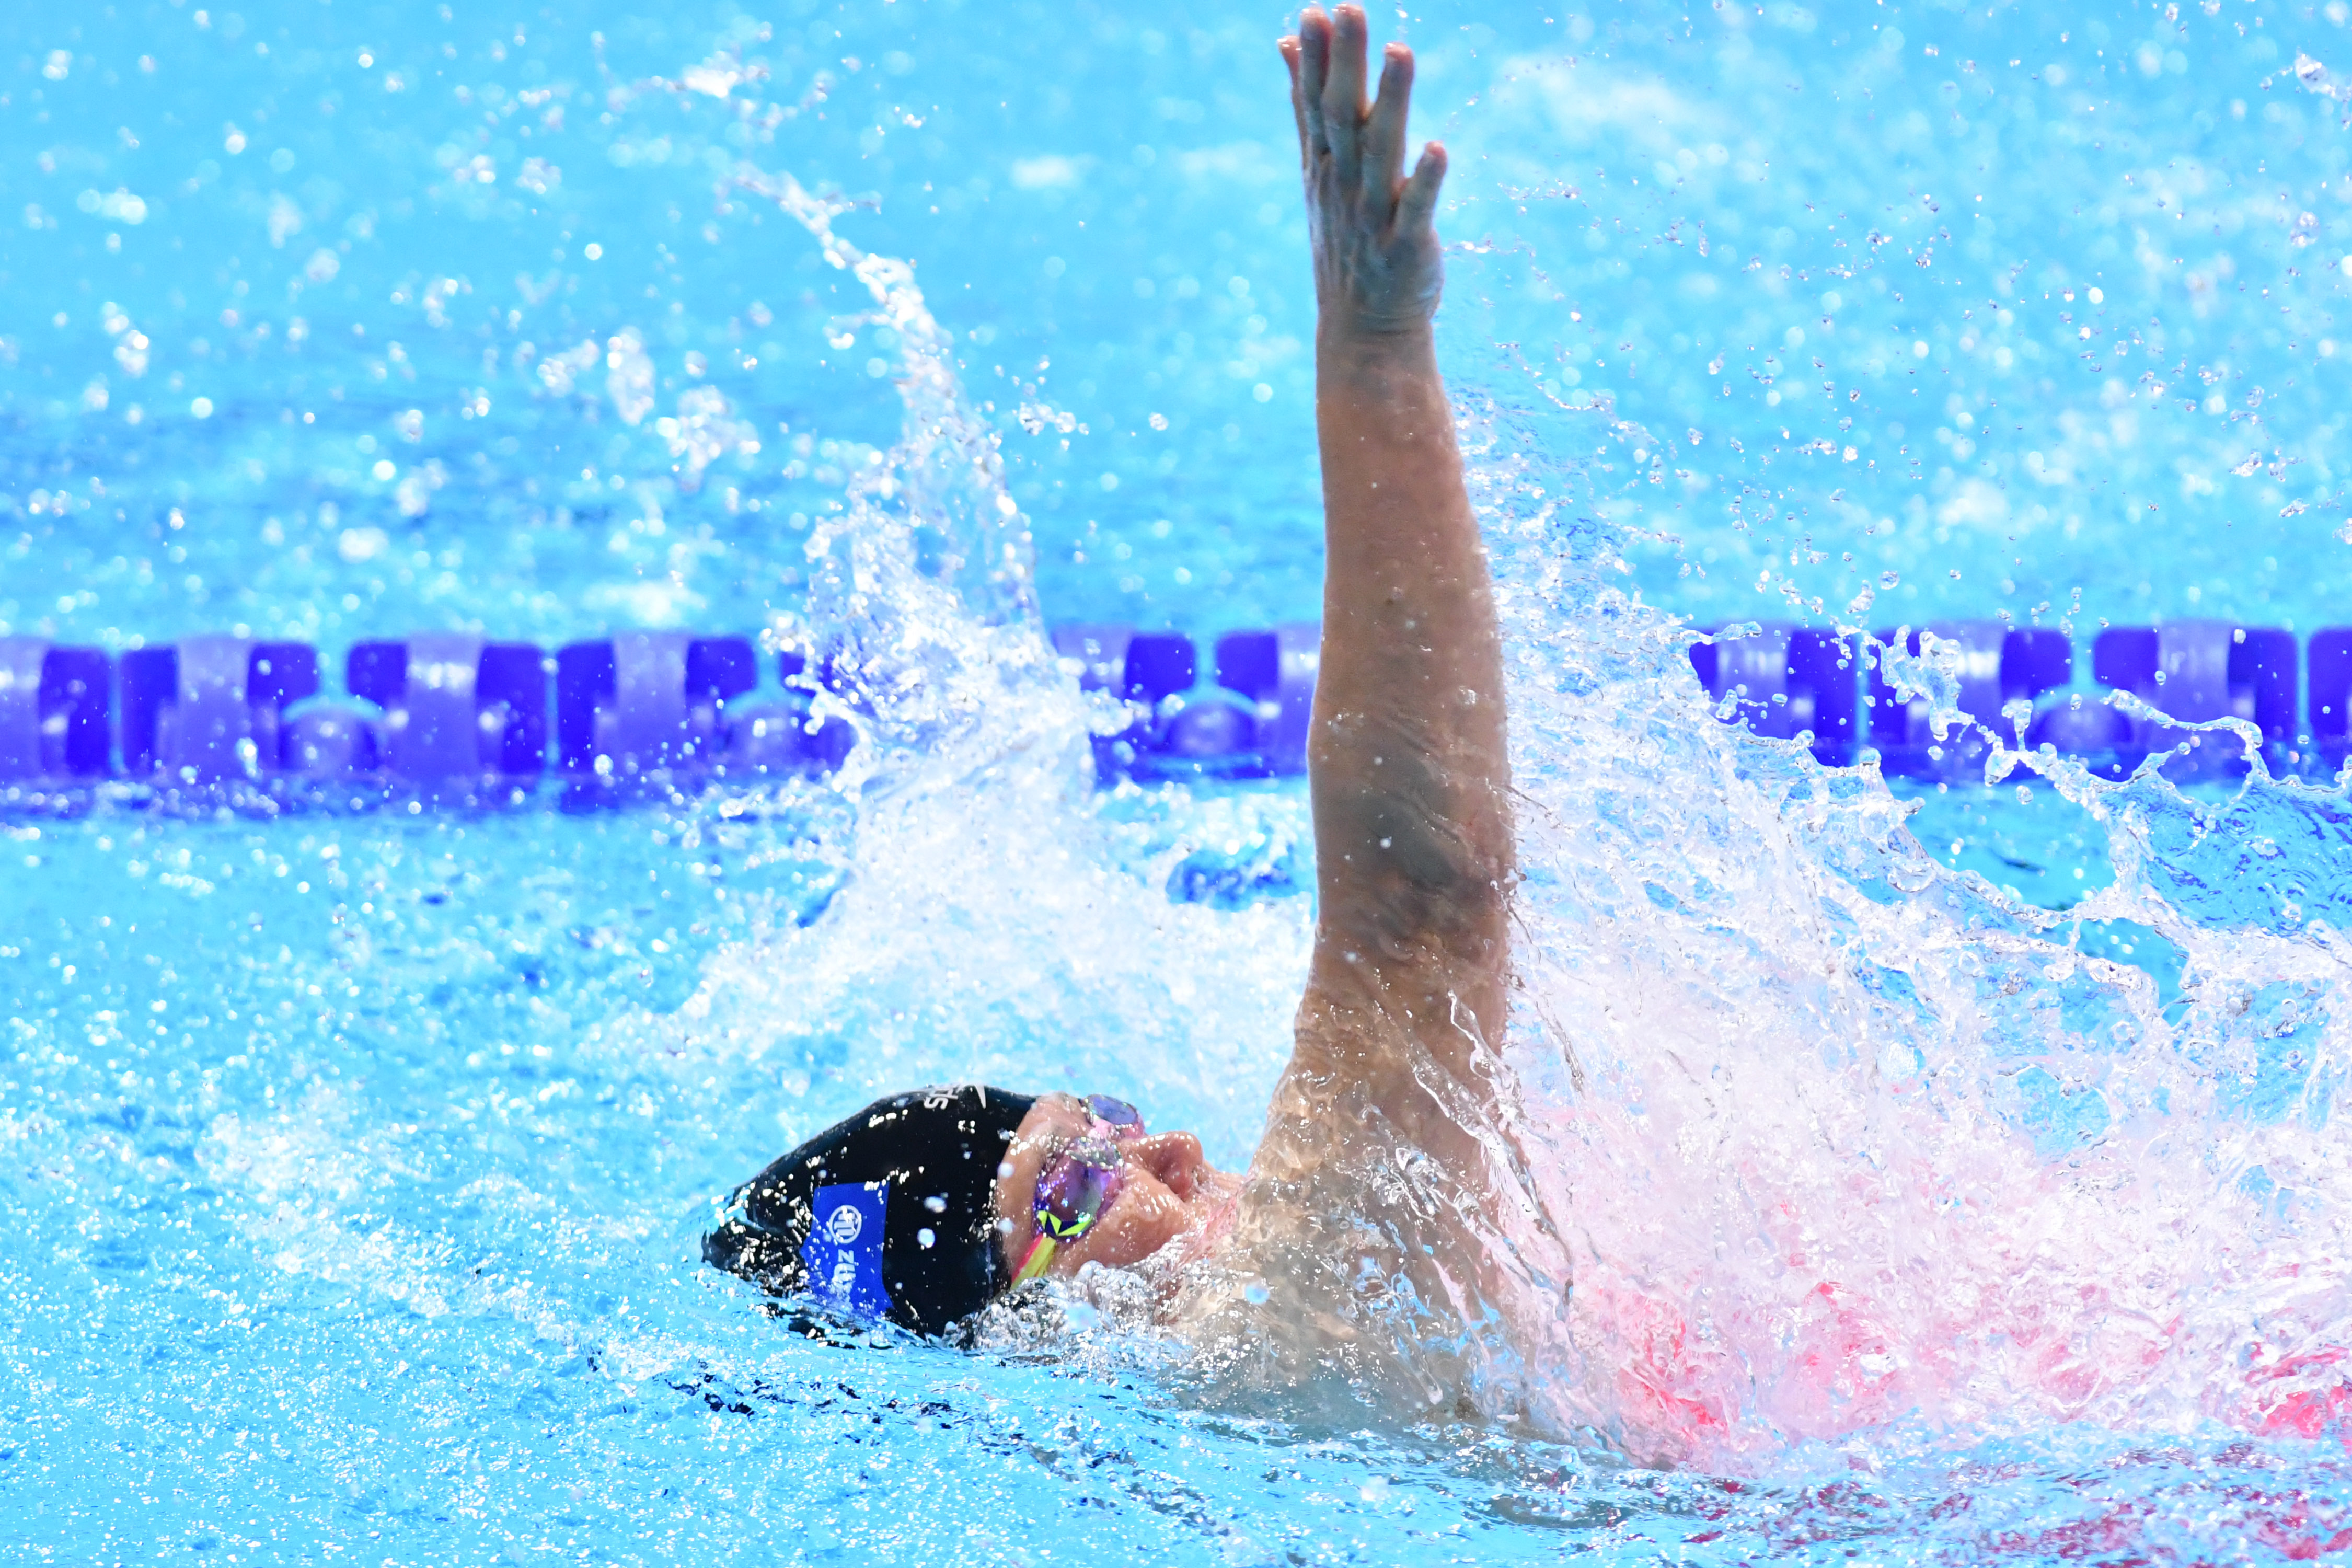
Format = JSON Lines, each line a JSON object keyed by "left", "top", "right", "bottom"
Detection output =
{"left": 11, "top": 0, "right": 2352, "bottom": 1561}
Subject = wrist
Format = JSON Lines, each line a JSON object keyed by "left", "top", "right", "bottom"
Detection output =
{"left": 1317, "top": 319, "right": 1437, "bottom": 374}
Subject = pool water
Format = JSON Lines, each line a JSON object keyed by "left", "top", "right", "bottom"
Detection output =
{"left": 10, "top": 0, "right": 2352, "bottom": 1561}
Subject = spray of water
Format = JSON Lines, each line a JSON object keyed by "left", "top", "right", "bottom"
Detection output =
{"left": 1445, "top": 335, "right": 2352, "bottom": 1466}
{"left": 639, "top": 153, "right": 1317, "bottom": 1176}
{"left": 654, "top": 187, "right": 2352, "bottom": 1474}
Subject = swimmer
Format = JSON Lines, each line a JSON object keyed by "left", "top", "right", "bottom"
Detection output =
{"left": 710, "top": 6, "right": 1520, "bottom": 1399}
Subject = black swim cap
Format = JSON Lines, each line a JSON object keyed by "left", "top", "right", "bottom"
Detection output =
{"left": 704, "top": 1085, "right": 1037, "bottom": 1336}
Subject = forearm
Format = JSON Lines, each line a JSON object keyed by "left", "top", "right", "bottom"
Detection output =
{"left": 1314, "top": 325, "right": 1499, "bottom": 751}
{"left": 1308, "top": 324, "right": 1511, "bottom": 994}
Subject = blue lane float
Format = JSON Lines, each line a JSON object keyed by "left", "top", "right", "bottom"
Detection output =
{"left": 16, "top": 619, "right": 2352, "bottom": 808}
{"left": 1867, "top": 622, "right": 2071, "bottom": 779}
{"left": 0, "top": 638, "right": 111, "bottom": 785}
{"left": 555, "top": 632, "right": 852, "bottom": 798}
{"left": 557, "top": 632, "right": 753, "bottom": 787}
{"left": 719, "top": 644, "right": 859, "bottom": 781}
{"left": 1051, "top": 622, "right": 1317, "bottom": 781}
{"left": 1212, "top": 623, "right": 1322, "bottom": 777}
{"left": 1697, "top": 618, "right": 2314, "bottom": 780}
{"left": 1688, "top": 625, "right": 1861, "bottom": 766}
{"left": 120, "top": 637, "right": 320, "bottom": 787}
{"left": 347, "top": 635, "right": 549, "bottom": 800}
{"left": 2310, "top": 629, "right": 2352, "bottom": 769}
{"left": 0, "top": 629, "right": 864, "bottom": 810}
{"left": 2079, "top": 622, "right": 2299, "bottom": 779}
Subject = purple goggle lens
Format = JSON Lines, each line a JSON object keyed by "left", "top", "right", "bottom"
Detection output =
{"left": 1011, "top": 1095, "right": 1148, "bottom": 1283}
{"left": 1084, "top": 1094, "right": 1145, "bottom": 1135}
{"left": 1032, "top": 1136, "right": 1123, "bottom": 1242}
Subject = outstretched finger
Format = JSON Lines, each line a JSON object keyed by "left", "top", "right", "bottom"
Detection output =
{"left": 1361, "top": 42, "right": 1413, "bottom": 213}
{"left": 1321, "top": 4, "right": 1369, "bottom": 193}
{"left": 1280, "top": 38, "right": 1310, "bottom": 170}
{"left": 1298, "top": 8, "right": 1333, "bottom": 161}
{"left": 1397, "top": 141, "right": 1448, "bottom": 236}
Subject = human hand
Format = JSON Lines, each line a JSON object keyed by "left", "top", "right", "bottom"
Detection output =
{"left": 1281, "top": 6, "right": 1446, "bottom": 340}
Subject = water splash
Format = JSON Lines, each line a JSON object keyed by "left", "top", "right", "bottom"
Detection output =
{"left": 625, "top": 155, "right": 1313, "bottom": 1172}
{"left": 1443, "top": 304, "right": 2352, "bottom": 1467}
{"left": 544, "top": 109, "right": 2352, "bottom": 1474}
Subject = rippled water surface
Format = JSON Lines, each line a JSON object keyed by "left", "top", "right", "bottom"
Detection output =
{"left": 10, "top": 1, "right": 2352, "bottom": 1562}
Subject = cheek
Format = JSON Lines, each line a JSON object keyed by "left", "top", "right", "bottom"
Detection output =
{"left": 1083, "top": 1181, "right": 1186, "bottom": 1269}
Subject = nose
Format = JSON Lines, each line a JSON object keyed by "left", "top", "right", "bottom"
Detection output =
{"left": 1129, "top": 1129, "right": 1205, "bottom": 1200}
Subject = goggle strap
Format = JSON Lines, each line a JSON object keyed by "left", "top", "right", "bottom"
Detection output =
{"left": 1013, "top": 1232, "right": 1058, "bottom": 1285}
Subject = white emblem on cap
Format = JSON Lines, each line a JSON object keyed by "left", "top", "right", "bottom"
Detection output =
{"left": 825, "top": 1204, "right": 864, "bottom": 1245}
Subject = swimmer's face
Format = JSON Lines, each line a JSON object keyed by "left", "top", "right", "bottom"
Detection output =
{"left": 992, "top": 1093, "right": 1220, "bottom": 1279}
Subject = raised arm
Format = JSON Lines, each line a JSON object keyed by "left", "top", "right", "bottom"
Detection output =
{"left": 1164, "top": 10, "right": 1517, "bottom": 1392}
{"left": 1282, "top": 8, "right": 1511, "bottom": 1116}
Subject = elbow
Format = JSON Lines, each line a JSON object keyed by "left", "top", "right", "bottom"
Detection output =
{"left": 1309, "top": 704, "right": 1514, "bottom": 963}
{"left": 1322, "top": 776, "right": 1513, "bottom": 956}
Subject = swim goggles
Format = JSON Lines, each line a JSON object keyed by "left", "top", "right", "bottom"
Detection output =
{"left": 1011, "top": 1094, "right": 1146, "bottom": 1284}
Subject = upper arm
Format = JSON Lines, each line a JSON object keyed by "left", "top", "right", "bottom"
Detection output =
{"left": 1299, "top": 337, "right": 1513, "bottom": 1085}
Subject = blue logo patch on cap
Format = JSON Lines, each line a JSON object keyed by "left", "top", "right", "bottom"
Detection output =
{"left": 801, "top": 1181, "right": 891, "bottom": 1321}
